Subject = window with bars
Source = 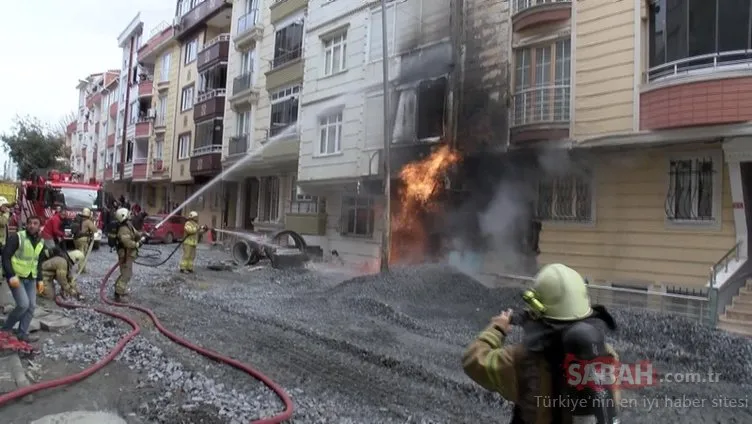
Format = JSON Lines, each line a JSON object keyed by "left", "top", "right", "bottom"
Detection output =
{"left": 537, "top": 174, "right": 592, "bottom": 222}
{"left": 272, "top": 22, "right": 304, "bottom": 69}
{"left": 665, "top": 157, "right": 716, "bottom": 222}
{"left": 513, "top": 39, "right": 571, "bottom": 126}
{"left": 269, "top": 85, "right": 300, "bottom": 137}
{"left": 341, "top": 195, "right": 375, "bottom": 237}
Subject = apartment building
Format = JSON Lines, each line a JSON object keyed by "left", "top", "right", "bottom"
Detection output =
{"left": 102, "top": 75, "right": 120, "bottom": 184}
{"left": 74, "top": 74, "right": 100, "bottom": 178}
{"left": 115, "top": 15, "right": 144, "bottom": 200}
{"left": 219, "top": 0, "right": 305, "bottom": 234}
{"left": 506, "top": 0, "right": 752, "bottom": 297}
{"left": 172, "top": 0, "right": 233, "bottom": 228}
{"left": 291, "top": 0, "right": 454, "bottom": 264}
{"left": 137, "top": 23, "right": 182, "bottom": 214}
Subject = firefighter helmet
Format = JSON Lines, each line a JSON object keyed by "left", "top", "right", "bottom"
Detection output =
{"left": 188, "top": 211, "right": 198, "bottom": 220}
{"left": 532, "top": 263, "right": 592, "bottom": 321}
{"left": 0, "top": 197, "right": 7, "bottom": 207}
{"left": 67, "top": 249, "right": 85, "bottom": 264}
{"left": 115, "top": 207, "right": 130, "bottom": 223}
{"left": 81, "top": 207, "right": 92, "bottom": 218}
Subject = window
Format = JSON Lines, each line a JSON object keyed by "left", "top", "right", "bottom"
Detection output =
{"left": 178, "top": 0, "right": 192, "bottom": 16}
{"left": 160, "top": 53, "right": 171, "bottom": 82}
{"left": 126, "top": 140, "right": 134, "bottom": 162}
{"left": 323, "top": 33, "right": 347, "bottom": 76}
{"left": 269, "top": 85, "right": 300, "bottom": 137}
{"left": 391, "top": 77, "right": 448, "bottom": 143}
{"left": 318, "top": 112, "right": 342, "bottom": 155}
{"left": 129, "top": 101, "right": 139, "bottom": 124}
{"left": 236, "top": 110, "right": 251, "bottom": 136}
{"left": 154, "top": 138, "right": 164, "bottom": 159}
{"left": 289, "top": 175, "right": 321, "bottom": 214}
{"left": 512, "top": 39, "right": 571, "bottom": 126}
{"left": 156, "top": 94, "right": 167, "bottom": 126}
{"left": 341, "top": 195, "right": 375, "bottom": 237}
{"left": 537, "top": 174, "right": 592, "bottom": 222}
{"left": 649, "top": 0, "right": 752, "bottom": 79}
{"left": 240, "top": 50, "right": 254, "bottom": 75}
{"left": 177, "top": 134, "right": 191, "bottom": 160}
{"left": 181, "top": 85, "right": 194, "bottom": 111}
{"left": 184, "top": 38, "right": 198, "bottom": 64}
{"left": 273, "top": 21, "right": 304, "bottom": 68}
{"left": 665, "top": 157, "right": 718, "bottom": 222}
{"left": 259, "top": 176, "right": 280, "bottom": 222}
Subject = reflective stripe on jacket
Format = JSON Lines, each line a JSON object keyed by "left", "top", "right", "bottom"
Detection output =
{"left": 12, "top": 230, "right": 44, "bottom": 278}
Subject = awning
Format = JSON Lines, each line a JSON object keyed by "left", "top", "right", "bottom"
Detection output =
{"left": 576, "top": 122, "right": 752, "bottom": 149}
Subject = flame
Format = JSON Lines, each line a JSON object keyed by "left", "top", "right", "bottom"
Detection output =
{"left": 391, "top": 145, "right": 460, "bottom": 264}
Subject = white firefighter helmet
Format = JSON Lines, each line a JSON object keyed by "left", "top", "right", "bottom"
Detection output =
{"left": 67, "top": 249, "right": 85, "bottom": 264}
{"left": 0, "top": 196, "right": 8, "bottom": 207}
{"left": 81, "top": 207, "right": 92, "bottom": 218}
{"left": 532, "top": 263, "right": 593, "bottom": 321}
{"left": 188, "top": 211, "right": 198, "bottom": 220}
{"left": 115, "top": 207, "right": 130, "bottom": 223}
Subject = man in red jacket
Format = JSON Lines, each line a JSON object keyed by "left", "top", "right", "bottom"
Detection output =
{"left": 41, "top": 206, "right": 65, "bottom": 249}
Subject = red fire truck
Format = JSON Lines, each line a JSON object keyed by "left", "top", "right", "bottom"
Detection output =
{"left": 16, "top": 170, "right": 106, "bottom": 249}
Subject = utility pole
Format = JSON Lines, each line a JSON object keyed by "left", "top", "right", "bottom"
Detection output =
{"left": 379, "top": 0, "right": 392, "bottom": 272}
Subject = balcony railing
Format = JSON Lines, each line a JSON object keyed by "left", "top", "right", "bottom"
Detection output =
{"left": 197, "top": 33, "right": 230, "bottom": 71}
{"left": 646, "top": 50, "right": 752, "bottom": 83}
{"left": 133, "top": 157, "right": 148, "bottom": 165}
{"left": 228, "top": 134, "right": 248, "bottom": 155}
{"left": 232, "top": 72, "right": 253, "bottom": 96}
{"left": 271, "top": 47, "right": 302, "bottom": 70}
{"left": 236, "top": 10, "right": 259, "bottom": 36}
{"left": 192, "top": 144, "right": 223, "bottom": 156}
{"left": 196, "top": 88, "right": 226, "bottom": 103}
{"left": 512, "top": 0, "right": 570, "bottom": 14}
{"left": 511, "top": 85, "right": 570, "bottom": 126}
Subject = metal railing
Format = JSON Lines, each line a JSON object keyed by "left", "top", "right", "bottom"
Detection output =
{"left": 271, "top": 47, "right": 302, "bottom": 70}
{"left": 202, "top": 33, "right": 230, "bottom": 51}
{"left": 288, "top": 199, "right": 321, "bottom": 215}
{"left": 646, "top": 50, "right": 752, "bottom": 82}
{"left": 512, "top": 0, "right": 570, "bottom": 15}
{"left": 236, "top": 10, "right": 259, "bottom": 36}
{"left": 511, "top": 84, "right": 570, "bottom": 126}
{"left": 233, "top": 71, "right": 254, "bottom": 95}
{"left": 710, "top": 241, "right": 742, "bottom": 288}
{"left": 196, "top": 88, "right": 226, "bottom": 103}
{"left": 192, "top": 144, "right": 222, "bottom": 156}
{"left": 133, "top": 157, "right": 148, "bottom": 165}
{"left": 228, "top": 135, "right": 248, "bottom": 155}
{"left": 588, "top": 285, "right": 710, "bottom": 324}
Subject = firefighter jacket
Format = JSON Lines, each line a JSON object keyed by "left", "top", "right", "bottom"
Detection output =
{"left": 41, "top": 255, "right": 70, "bottom": 275}
{"left": 79, "top": 217, "right": 98, "bottom": 238}
{"left": 462, "top": 324, "right": 620, "bottom": 424}
{"left": 2, "top": 230, "right": 45, "bottom": 280}
{"left": 117, "top": 223, "right": 141, "bottom": 258}
{"left": 0, "top": 211, "right": 9, "bottom": 246}
{"left": 183, "top": 220, "right": 204, "bottom": 246}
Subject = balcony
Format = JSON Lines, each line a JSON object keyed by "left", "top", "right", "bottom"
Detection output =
{"left": 197, "top": 34, "right": 230, "bottom": 72}
{"left": 285, "top": 200, "right": 326, "bottom": 236}
{"left": 194, "top": 89, "right": 226, "bottom": 121}
{"left": 133, "top": 157, "right": 148, "bottom": 180}
{"left": 109, "top": 101, "right": 118, "bottom": 117}
{"left": 234, "top": 9, "right": 262, "bottom": 49}
{"left": 227, "top": 134, "right": 248, "bottom": 157}
{"left": 190, "top": 145, "right": 222, "bottom": 176}
{"left": 510, "top": 84, "right": 570, "bottom": 145}
{"left": 135, "top": 117, "right": 151, "bottom": 139}
{"left": 270, "top": 0, "right": 306, "bottom": 24}
{"left": 138, "top": 80, "right": 153, "bottom": 97}
{"left": 511, "top": 0, "right": 572, "bottom": 32}
{"left": 176, "top": 0, "right": 232, "bottom": 41}
{"left": 229, "top": 72, "right": 259, "bottom": 110}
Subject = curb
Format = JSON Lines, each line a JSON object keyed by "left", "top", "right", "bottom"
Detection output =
{"left": 0, "top": 353, "right": 33, "bottom": 403}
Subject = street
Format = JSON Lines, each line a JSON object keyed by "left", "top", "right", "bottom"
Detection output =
{"left": 2, "top": 244, "right": 752, "bottom": 423}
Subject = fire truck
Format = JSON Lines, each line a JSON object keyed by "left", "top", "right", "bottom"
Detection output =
{"left": 16, "top": 170, "right": 106, "bottom": 249}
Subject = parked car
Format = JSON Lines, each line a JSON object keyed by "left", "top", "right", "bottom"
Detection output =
{"left": 141, "top": 214, "right": 186, "bottom": 244}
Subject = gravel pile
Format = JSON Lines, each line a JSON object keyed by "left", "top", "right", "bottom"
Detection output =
{"left": 62, "top": 247, "right": 752, "bottom": 422}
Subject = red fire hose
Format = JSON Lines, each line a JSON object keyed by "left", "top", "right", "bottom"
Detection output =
{"left": 0, "top": 264, "right": 294, "bottom": 424}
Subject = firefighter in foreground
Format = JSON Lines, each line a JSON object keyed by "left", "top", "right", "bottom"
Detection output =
{"left": 1, "top": 216, "right": 46, "bottom": 342}
{"left": 462, "top": 263, "right": 620, "bottom": 424}
{"left": 40, "top": 248, "right": 85, "bottom": 300}
{"left": 112, "top": 207, "right": 146, "bottom": 302}
{"left": 179, "top": 211, "right": 207, "bottom": 273}
{"left": 73, "top": 207, "right": 98, "bottom": 273}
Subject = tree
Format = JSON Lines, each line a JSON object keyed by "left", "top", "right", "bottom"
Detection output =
{"left": 55, "top": 110, "right": 77, "bottom": 138}
{"left": 1, "top": 115, "right": 71, "bottom": 180}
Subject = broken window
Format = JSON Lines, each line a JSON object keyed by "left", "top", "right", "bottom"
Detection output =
{"left": 391, "top": 76, "right": 447, "bottom": 143}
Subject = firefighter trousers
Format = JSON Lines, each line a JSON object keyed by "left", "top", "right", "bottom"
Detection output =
{"left": 180, "top": 244, "right": 196, "bottom": 272}
{"left": 115, "top": 253, "right": 134, "bottom": 295}
{"left": 74, "top": 237, "right": 90, "bottom": 272}
{"left": 42, "top": 269, "right": 78, "bottom": 298}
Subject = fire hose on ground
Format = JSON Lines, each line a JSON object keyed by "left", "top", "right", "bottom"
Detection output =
{"left": 0, "top": 239, "right": 295, "bottom": 423}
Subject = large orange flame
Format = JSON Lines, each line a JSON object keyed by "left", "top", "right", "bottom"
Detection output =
{"left": 391, "top": 145, "right": 460, "bottom": 264}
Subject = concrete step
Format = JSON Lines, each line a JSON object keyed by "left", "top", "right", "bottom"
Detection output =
{"left": 718, "top": 315, "right": 752, "bottom": 337}
{"left": 730, "top": 299, "right": 752, "bottom": 314}
{"left": 725, "top": 306, "right": 752, "bottom": 321}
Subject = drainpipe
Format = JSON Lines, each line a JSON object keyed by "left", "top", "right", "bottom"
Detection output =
{"left": 120, "top": 36, "right": 135, "bottom": 180}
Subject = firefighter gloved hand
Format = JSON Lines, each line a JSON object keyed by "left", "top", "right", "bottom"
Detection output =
{"left": 7, "top": 276, "right": 20, "bottom": 289}
{"left": 36, "top": 281, "right": 45, "bottom": 295}
{"left": 138, "top": 236, "right": 147, "bottom": 247}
